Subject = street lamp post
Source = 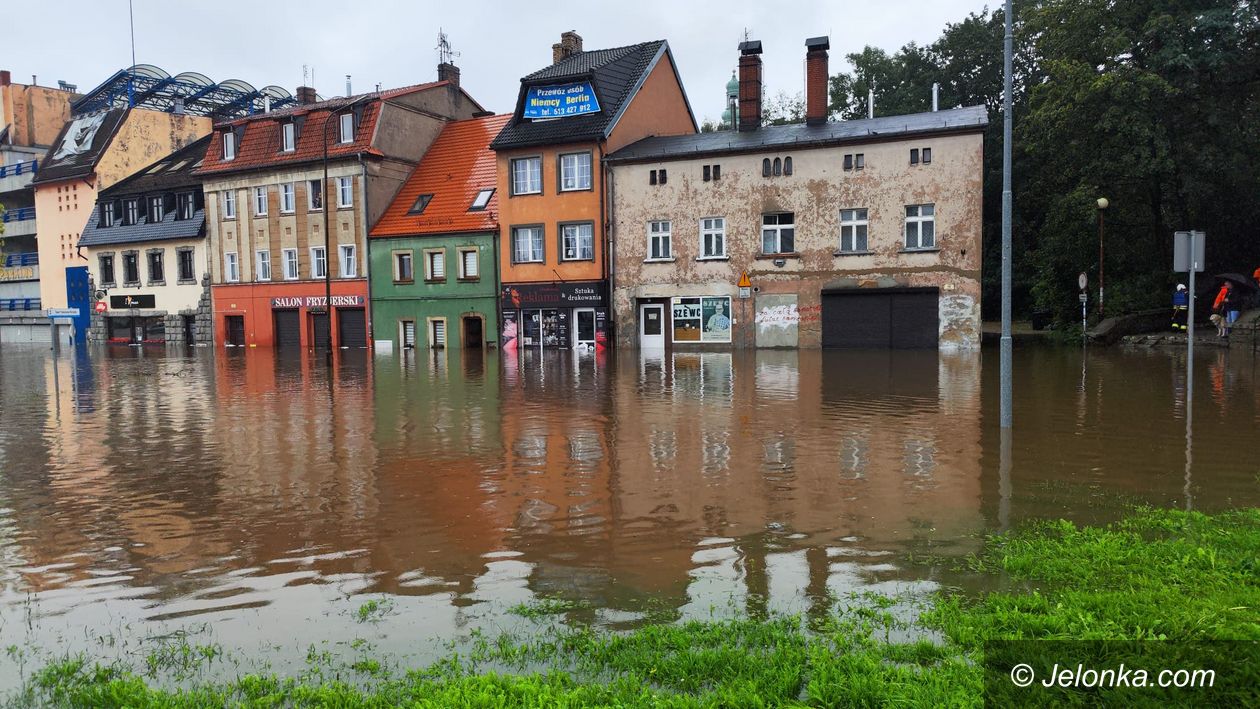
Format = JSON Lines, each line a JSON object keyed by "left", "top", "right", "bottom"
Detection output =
{"left": 1096, "top": 197, "right": 1108, "bottom": 318}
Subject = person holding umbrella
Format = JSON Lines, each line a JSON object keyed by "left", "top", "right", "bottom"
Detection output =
{"left": 1211, "top": 281, "right": 1234, "bottom": 338}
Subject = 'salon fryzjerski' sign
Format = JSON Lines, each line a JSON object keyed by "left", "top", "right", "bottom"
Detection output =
{"left": 523, "top": 82, "right": 601, "bottom": 119}
{"left": 270, "top": 295, "right": 365, "bottom": 308}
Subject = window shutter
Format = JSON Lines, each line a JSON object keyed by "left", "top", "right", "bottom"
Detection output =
{"left": 463, "top": 250, "right": 477, "bottom": 277}
{"left": 432, "top": 320, "right": 445, "bottom": 348}
{"left": 293, "top": 115, "right": 307, "bottom": 141}
{"left": 232, "top": 125, "right": 246, "bottom": 150}
{"left": 352, "top": 105, "right": 366, "bottom": 131}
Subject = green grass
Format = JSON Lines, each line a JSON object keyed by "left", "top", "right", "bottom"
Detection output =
{"left": 13, "top": 507, "right": 1260, "bottom": 707}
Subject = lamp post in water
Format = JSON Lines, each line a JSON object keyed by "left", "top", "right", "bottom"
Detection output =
{"left": 1096, "top": 197, "right": 1109, "bottom": 318}
{"left": 999, "top": 0, "right": 1014, "bottom": 429}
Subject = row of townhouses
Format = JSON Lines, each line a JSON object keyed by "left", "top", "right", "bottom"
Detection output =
{"left": 1, "top": 31, "right": 985, "bottom": 352}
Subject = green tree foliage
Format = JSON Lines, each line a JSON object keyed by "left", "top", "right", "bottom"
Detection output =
{"left": 829, "top": 1, "right": 1260, "bottom": 320}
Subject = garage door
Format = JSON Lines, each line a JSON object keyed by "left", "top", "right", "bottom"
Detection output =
{"left": 338, "top": 308, "right": 367, "bottom": 348}
{"left": 821, "top": 289, "right": 938, "bottom": 349}
{"left": 274, "top": 309, "right": 301, "bottom": 348}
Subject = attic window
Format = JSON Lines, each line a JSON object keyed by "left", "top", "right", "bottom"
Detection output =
{"left": 408, "top": 194, "right": 433, "bottom": 215}
{"left": 339, "top": 113, "right": 354, "bottom": 144}
{"left": 469, "top": 188, "right": 494, "bottom": 211}
{"left": 222, "top": 131, "right": 236, "bottom": 160}
{"left": 280, "top": 122, "right": 296, "bottom": 152}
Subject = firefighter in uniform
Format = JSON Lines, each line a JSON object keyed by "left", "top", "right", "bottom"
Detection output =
{"left": 1171, "top": 284, "right": 1188, "bottom": 331}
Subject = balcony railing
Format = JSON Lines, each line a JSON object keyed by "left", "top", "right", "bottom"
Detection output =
{"left": 0, "top": 298, "right": 41, "bottom": 312}
{"left": 0, "top": 160, "right": 38, "bottom": 178}
{"left": 1, "top": 207, "right": 35, "bottom": 223}
{"left": 3, "top": 252, "right": 38, "bottom": 267}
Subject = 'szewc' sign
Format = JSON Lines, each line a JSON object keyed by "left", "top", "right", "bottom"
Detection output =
{"left": 270, "top": 295, "right": 365, "bottom": 308}
{"left": 522, "top": 82, "right": 601, "bottom": 119}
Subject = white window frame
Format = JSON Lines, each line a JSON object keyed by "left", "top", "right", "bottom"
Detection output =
{"left": 282, "top": 248, "right": 299, "bottom": 280}
{"left": 281, "top": 122, "right": 296, "bottom": 152}
{"left": 224, "top": 252, "right": 240, "bottom": 283}
{"left": 458, "top": 247, "right": 479, "bottom": 280}
{"left": 559, "top": 152, "right": 592, "bottom": 191}
{"left": 761, "top": 213, "right": 796, "bottom": 255}
{"left": 647, "top": 220, "right": 672, "bottom": 261}
{"left": 255, "top": 249, "right": 271, "bottom": 281}
{"left": 336, "top": 176, "right": 353, "bottom": 208}
{"left": 840, "top": 209, "right": 870, "bottom": 253}
{"left": 310, "top": 246, "right": 327, "bottom": 279}
{"left": 904, "top": 204, "right": 936, "bottom": 250}
{"left": 511, "top": 157, "right": 542, "bottom": 195}
{"left": 424, "top": 248, "right": 446, "bottom": 281}
{"left": 560, "top": 222, "right": 594, "bottom": 261}
{"left": 253, "top": 186, "right": 268, "bottom": 216}
{"left": 338, "top": 113, "right": 354, "bottom": 144}
{"left": 512, "top": 226, "right": 544, "bottom": 263}
{"left": 222, "top": 190, "right": 236, "bottom": 220}
{"left": 307, "top": 179, "right": 323, "bottom": 211}
{"left": 699, "top": 217, "right": 726, "bottom": 259}
{"left": 222, "top": 131, "right": 236, "bottom": 160}
{"left": 280, "top": 183, "right": 295, "bottom": 213}
{"left": 339, "top": 244, "right": 356, "bottom": 278}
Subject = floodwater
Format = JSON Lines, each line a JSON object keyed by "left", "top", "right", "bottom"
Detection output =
{"left": 0, "top": 343, "right": 1257, "bottom": 686}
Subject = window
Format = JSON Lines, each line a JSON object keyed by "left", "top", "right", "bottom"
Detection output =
{"left": 762, "top": 158, "right": 772, "bottom": 177}
{"left": 282, "top": 248, "right": 299, "bottom": 279}
{"left": 648, "top": 220, "right": 672, "bottom": 260}
{"left": 425, "top": 249, "right": 446, "bottom": 281}
{"left": 713, "top": 164, "right": 721, "bottom": 180}
{"left": 253, "top": 186, "right": 268, "bottom": 216}
{"left": 431, "top": 318, "right": 446, "bottom": 348}
{"left": 761, "top": 213, "right": 795, "bottom": 254}
{"left": 843, "top": 154, "right": 853, "bottom": 171}
{"left": 177, "top": 248, "right": 195, "bottom": 282}
{"left": 773, "top": 157, "right": 782, "bottom": 176}
{"left": 559, "top": 152, "right": 592, "bottom": 191}
{"left": 310, "top": 247, "right": 327, "bottom": 279}
{"left": 784, "top": 156, "right": 793, "bottom": 175}
{"left": 671, "top": 296, "right": 732, "bottom": 343}
{"left": 561, "top": 223, "right": 594, "bottom": 261}
{"left": 394, "top": 251, "right": 413, "bottom": 283}
{"left": 469, "top": 188, "right": 493, "bottom": 211}
{"left": 124, "top": 198, "right": 140, "bottom": 226}
{"left": 648, "top": 168, "right": 668, "bottom": 185}
{"left": 512, "top": 226, "right": 544, "bottom": 263}
{"left": 308, "top": 179, "right": 322, "bottom": 211}
{"left": 339, "top": 113, "right": 354, "bottom": 143}
{"left": 280, "top": 122, "right": 295, "bottom": 152}
{"left": 511, "top": 157, "right": 542, "bottom": 195}
{"left": 855, "top": 153, "right": 865, "bottom": 170}
{"left": 703, "top": 165, "right": 711, "bottom": 181}
{"left": 99, "top": 254, "right": 116, "bottom": 286}
{"left": 222, "top": 190, "right": 236, "bottom": 219}
{"left": 122, "top": 251, "right": 139, "bottom": 284}
{"left": 408, "top": 193, "right": 432, "bottom": 214}
{"left": 147, "top": 250, "right": 164, "bottom": 283}
{"left": 224, "top": 252, "right": 239, "bottom": 282}
{"left": 255, "top": 250, "right": 271, "bottom": 281}
{"left": 922, "top": 147, "right": 932, "bottom": 164}
{"left": 280, "top": 183, "right": 295, "bottom": 213}
{"left": 905, "top": 204, "right": 936, "bottom": 249}
{"left": 840, "top": 209, "right": 869, "bottom": 252}
{"left": 176, "top": 192, "right": 195, "bottom": 220}
{"left": 910, "top": 148, "right": 920, "bottom": 165}
{"left": 100, "top": 202, "right": 115, "bottom": 227}
{"left": 147, "top": 196, "right": 164, "bottom": 223}
{"left": 700, "top": 217, "right": 726, "bottom": 258}
{"left": 339, "top": 244, "right": 356, "bottom": 277}
{"left": 222, "top": 130, "right": 236, "bottom": 160}
{"left": 458, "top": 248, "right": 479, "bottom": 280}
{"left": 337, "top": 177, "right": 353, "bottom": 208}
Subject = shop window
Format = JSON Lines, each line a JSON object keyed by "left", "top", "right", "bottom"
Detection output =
{"left": 671, "top": 296, "right": 732, "bottom": 343}
{"left": 761, "top": 213, "right": 795, "bottom": 254}
{"left": 561, "top": 222, "right": 594, "bottom": 261}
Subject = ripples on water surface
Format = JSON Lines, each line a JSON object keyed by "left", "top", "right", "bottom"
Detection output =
{"left": 0, "top": 343, "right": 1256, "bottom": 685}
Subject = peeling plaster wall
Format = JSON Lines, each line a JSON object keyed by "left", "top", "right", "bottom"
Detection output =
{"left": 608, "top": 131, "right": 983, "bottom": 349}
{"left": 0, "top": 81, "right": 74, "bottom": 150}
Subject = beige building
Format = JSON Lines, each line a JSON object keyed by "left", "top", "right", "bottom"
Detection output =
{"left": 605, "top": 38, "right": 986, "bottom": 350}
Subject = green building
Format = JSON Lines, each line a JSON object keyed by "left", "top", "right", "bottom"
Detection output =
{"left": 369, "top": 114, "right": 508, "bottom": 350}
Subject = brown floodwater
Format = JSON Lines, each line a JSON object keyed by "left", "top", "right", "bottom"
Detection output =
{"left": 0, "top": 343, "right": 1257, "bottom": 685}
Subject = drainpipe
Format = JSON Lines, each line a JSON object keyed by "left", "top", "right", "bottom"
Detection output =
{"left": 358, "top": 151, "right": 370, "bottom": 350}
{"left": 600, "top": 142, "right": 613, "bottom": 351}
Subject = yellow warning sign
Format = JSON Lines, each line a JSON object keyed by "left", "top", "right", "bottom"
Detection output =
{"left": 737, "top": 271, "right": 751, "bottom": 288}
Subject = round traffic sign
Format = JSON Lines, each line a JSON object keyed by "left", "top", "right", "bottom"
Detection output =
{"left": 94, "top": 300, "right": 108, "bottom": 314}
{"left": 1078, "top": 272, "right": 1088, "bottom": 290}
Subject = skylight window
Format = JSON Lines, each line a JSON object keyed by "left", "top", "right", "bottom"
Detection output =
{"left": 408, "top": 194, "right": 433, "bottom": 214}
{"left": 469, "top": 188, "right": 494, "bottom": 211}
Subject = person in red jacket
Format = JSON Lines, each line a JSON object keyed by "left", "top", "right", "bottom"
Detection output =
{"left": 1211, "top": 282, "right": 1233, "bottom": 338}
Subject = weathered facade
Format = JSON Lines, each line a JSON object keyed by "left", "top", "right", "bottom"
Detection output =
{"left": 197, "top": 76, "right": 483, "bottom": 349}
{"left": 606, "top": 39, "right": 986, "bottom": 350}
{"left": 369, "top": 114, "right": 508, "bottom": 351}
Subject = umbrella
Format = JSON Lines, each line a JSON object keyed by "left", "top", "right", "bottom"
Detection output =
{"left": 1211, "top": 273, "right": 1258, "bottom": 291}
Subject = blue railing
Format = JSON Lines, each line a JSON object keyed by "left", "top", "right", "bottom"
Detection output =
{"left": 0, "top": 159, "right": 38, "bottom": 178}
{"left": 1, "top": 207, "right": 35, "bottom": 222}
{"left": 3, "top": 252, "right": 38, "bottom": 266}
{"left": 1, "top": 298, "right": 41, "bottom": 312}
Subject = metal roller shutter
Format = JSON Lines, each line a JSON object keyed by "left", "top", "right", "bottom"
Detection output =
{"left": 338, "top": 308, "right": 367, "bottom": 348}
{"left": 821, "top": 289, "right": 939, "bottom": 349}
{"left": 274, "top": 309, "right": 301, "bottom": 348}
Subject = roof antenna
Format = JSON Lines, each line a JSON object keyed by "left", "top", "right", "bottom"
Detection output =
{"left": 437, "top": 28, "right": 460, "bottom": 66}
{"left": 127, "top": 0, "right": 137, "bottom": 106}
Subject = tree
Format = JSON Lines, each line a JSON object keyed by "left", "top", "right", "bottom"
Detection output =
{"left": 763, "top": 90, "right": 804, "bottom": 125}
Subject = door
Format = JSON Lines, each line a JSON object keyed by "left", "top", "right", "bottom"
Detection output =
{"left": 400, "top": 320, "right": 416, "bottom": 349}
{"left": 310, "top": 312, "right": 330, "bottom": 350}
{"left": 821, "top": 289, "right": 938, "bottom": 349}
{"left": 274, "top": 309, "right": 301, "bottom": 348}
{"left": 574, "top": 308, "right": 595, "bottom": 348}
{"left": 225, "top": 315, "right": 245, "bottom": 346}
{"left": 639, "top": 302, "right": 665, "bottom": 349}
{"left": 462, "top": 315, "right": 483, "bottom": 348}
{"left": 431, "top": 318, "right": 446, "bottom": 349}
{"left": 337, "top": 308, "right": 367, "bottom": 348}
{"left": 183, "top": 315, "right": 195, "bottom": 346}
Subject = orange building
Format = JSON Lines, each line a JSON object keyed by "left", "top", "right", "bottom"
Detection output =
{"left": 490, "top": 32, "right": 696, "bottom": 352}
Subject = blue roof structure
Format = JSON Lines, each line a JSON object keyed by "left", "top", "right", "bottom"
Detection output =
{"left": 71, "top": 64, "right": 299, "bottom": 119}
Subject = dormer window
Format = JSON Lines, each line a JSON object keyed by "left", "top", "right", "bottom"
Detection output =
{"left": 222, "top": 130, "right": 236, "bottom": 160}
{"left": 176, "top": 192, "right": 195, "bottom": 221}
{"left": 469, "top": 188, "right": 494, "bottom": 211}
{"left": 339, "top": 113, "right": 354, "bottom": 144}
{"left": 408, "top": 193, "right": 433, "bottom": 215}
{"left": 147, "top": 196, "right": 164, "bottom": 223}
{"left": 100, "top": 202, "right": 115, "bottom": 227}
{"left": 123, "top": 198, "right": 140, "bottom": 226}
{"left": 281, "top": 122, "right": 296, "bottom": 152}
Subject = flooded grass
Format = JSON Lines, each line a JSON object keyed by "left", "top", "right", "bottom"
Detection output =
{"left": 13, "top": 507, "right": 1259, "bottom": 707}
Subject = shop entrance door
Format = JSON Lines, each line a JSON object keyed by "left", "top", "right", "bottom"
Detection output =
{"left": 462, "top": 316, "right": 483, "bottom": 348}
{"left": 310, "top": 312, "right": 330, "bottom": 350}
{"left": 338, "top": 308, "right": 367, "bottom": 348}
{"left": 574, "top": 308, "right": 595, "bottom": 348}
{"left": 275, "top": 310, "right": 302, "bottom": 348}
{"left": 639, "top": 303, "right": 665, "bottom": 349}
{"left": 225, "top": 315, "right": 245, "bottom": 347}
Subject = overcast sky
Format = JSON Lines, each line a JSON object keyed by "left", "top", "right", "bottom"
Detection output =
{"left": 9, "top": 0, "right": 990, "bottom": 123}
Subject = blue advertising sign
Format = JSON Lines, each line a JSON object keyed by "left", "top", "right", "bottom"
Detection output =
{"left": 523, "top": 82, "right": 601, "bottom": 119}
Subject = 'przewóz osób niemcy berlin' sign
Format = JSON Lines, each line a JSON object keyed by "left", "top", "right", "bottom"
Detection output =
{"left": 523, "top": 82, "right": 601, "bottom": 119}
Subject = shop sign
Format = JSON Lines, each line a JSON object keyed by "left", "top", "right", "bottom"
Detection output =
{"left": 0, "top": 265, "right": 37, "bottom": 282}
{"left": 270, "top": 295, "right": 365, "bottom": 308}
{"left": 501, "top": 282, "right": 606, "bottom": 309}
{"left": 110, "top": 294, "right": 156, "bottom": 309}
{"left": 671, "top": 296, "right": 732, "bottom": 343}
{"left": 522, "top": 82, "right": 601, "bottom": 119}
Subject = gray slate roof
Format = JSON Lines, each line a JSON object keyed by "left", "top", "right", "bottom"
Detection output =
{"left": 490, "top": 41, "right": 670, "bottom": 151}
{"left": 78, "top": 208, "right": 205, "bottom": 248}
{"left": 100, "top": 135, "right": 210, "bottom": 198}
{"left": 605, "top": 106, "right": 989, "bottom": 163}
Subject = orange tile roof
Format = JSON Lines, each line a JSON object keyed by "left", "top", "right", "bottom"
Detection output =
{"left": 371, "top": 113, "right": 510, "bottom": 238}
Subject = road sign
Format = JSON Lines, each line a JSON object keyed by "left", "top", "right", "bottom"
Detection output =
{"left": 1173, "top": 231, "right": 1206, "bottom": 272}
{"left": 1078, "top": 293, "right": 1087, "bottom": 303}
{"left": 94, "top": 301, "right": 108, "bottom": 314}
{"left": 1078, "top": 272, "right": 1087, "bottom": 290}
{"left": 46, "top": 307, "right": 80, "bottom": 318}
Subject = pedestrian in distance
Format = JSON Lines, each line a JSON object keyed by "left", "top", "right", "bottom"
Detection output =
{"left": 1171, "top": 284, "right": 1188, "bottom": 331}
{"left": 1211, "top": 282, "right": 1232, "bottom": 338}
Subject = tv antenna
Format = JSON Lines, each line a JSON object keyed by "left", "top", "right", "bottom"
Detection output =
{"left": 437, "top": 29, "right": 460, "bottom": 65}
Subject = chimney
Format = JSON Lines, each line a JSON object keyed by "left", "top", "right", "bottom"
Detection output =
{"left": 867, "top": 89, "right": 874, "bottom": 119}
{"left": 296, "top": 86, "right": 317, "bottom": 104}
{"left": 737, "top": 40, "right": 763, "bottom": 132}
{"left": 345, "top": 75, "right": 352, "bottom": 97}
{"left": 552, "top": 30, "right": 583, "bottom": 64}
{"left": 932, "top": 82, "right": 939, "bottom": 111}
{"left": 0, "top": 71, "right": 10, "bottom": 87}
{"left": 437, "top": 62, "right": 461, "bottom": 88}
{"left": 804, "top": 36, "right": 829, "bottom": 126}
{"left": 263, "top": 95, "right": 272, "bottom": 113}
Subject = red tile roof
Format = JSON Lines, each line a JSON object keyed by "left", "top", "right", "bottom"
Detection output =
{"left": 195, "top": 81, "right": 453, "bottom": 175}
{"left": 371, "top": 113, "right": 510, "bottom": 238}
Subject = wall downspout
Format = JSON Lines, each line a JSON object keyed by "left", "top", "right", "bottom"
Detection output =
{"left": 358, "top": 152, "right": 371, "bottom": 349}
{"left": 600, "top": 142, "right": 613, "bottom": 351}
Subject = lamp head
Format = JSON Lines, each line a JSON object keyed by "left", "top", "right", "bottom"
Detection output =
{"left": 1096, "top": 197, "right": 1109, "bottom": 210}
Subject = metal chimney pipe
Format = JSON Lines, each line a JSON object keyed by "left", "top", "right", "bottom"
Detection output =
{"left": 867, "top": 89, "right": 874, "bottom": 119}
{"left": 345, "top": 75, "right": 351, "bottom": 97}
{"left": 932, "top": 82, "right": 939, "bottom": 111}
{"left": 264, "top": 95, "right": 271, "bottom": 113}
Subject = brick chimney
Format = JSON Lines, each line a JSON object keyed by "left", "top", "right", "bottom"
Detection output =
{"left": 0, "top": 70, "right": 10, "bottom": 87}
{"left": 296, "top": 86, "right": 317, "bottom": 104}
{"left": 437, "top": 62, "right": 461, "bottom": 88}
{"left": 805, "top": 36, "right": 829, "bottom": 126}
{"left": 738, "top": 40, "right": 763, "bottom": 132}
{"left": 552, "top": 30, "right": 583, "bottom": 64}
